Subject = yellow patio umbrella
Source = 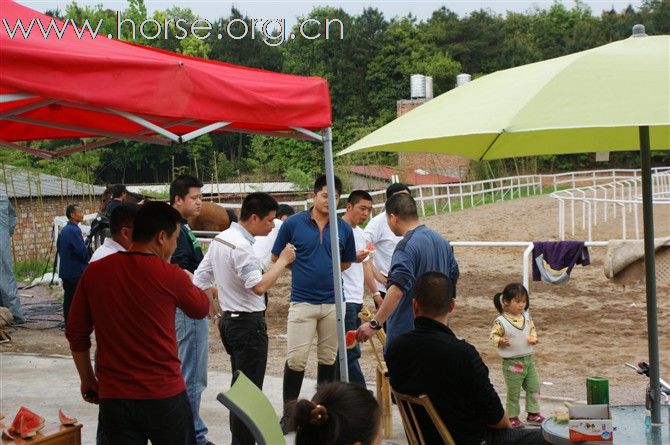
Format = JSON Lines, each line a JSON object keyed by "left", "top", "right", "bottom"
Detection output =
{"left": 340, "top": 26, "right": 669, "bottom": 421}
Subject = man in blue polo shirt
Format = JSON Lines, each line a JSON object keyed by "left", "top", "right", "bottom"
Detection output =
{"left": 271, "top": 174, "right": 356, "bottom": 433}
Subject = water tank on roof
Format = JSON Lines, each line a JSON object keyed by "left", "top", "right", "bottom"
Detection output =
{"left": 456, "top": 73, "right": 471, "bottom": 87}
{"left": 410, "top": 74, "right": 426, "bottom": 99}
{"left": 425, "top": 76, "right": 434, "bottom": 99}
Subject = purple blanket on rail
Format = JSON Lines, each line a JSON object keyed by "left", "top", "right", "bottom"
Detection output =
{"left": 532, "top": 241, "right": 590, "bottom": 281}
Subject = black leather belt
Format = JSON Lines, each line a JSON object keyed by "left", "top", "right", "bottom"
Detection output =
{"left": 223, "top": 310, "right": 265, "bottom": 318}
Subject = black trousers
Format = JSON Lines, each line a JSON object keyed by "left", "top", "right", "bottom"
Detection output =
{"left": 99, "top": 390, "right": 195, "bottom": 445}
{"left": 219, "top": 312, "right": 268, "bottom": 445}
{"left": 61, "top": 276, "right": 80, "bottom": 323}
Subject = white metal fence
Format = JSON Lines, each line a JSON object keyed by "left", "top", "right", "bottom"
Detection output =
{"left": 221, "top": 173, "right": 545, "bottom": 217}
{"left": 217, "top": 167, "right": 670, "bottom": 222}
{"left": 550, "top": 168, "right": 670, "bottom": 241}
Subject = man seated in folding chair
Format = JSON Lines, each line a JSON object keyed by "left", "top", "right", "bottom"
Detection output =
{"left": 386, "top": 272, "right": 550, "bottom": 445}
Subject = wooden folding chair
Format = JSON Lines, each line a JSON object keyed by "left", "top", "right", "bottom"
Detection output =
{"left": 358, "top": 307, "right": 393, "bottom": 436}
{"left": 391, "top": 390, "right": 456, "bottom": 445}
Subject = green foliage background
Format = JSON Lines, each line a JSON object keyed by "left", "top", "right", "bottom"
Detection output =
{"left": 3, "top": 0, "right": 669, "bottom": 186}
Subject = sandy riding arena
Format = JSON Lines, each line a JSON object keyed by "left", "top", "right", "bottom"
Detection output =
{"left": 4, "top": 194, "right": 669, "bottom": 407}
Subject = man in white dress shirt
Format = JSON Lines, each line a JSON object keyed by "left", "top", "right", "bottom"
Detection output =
{"left": 193, "top": 192, "right": 295, "bottom": 445}
{"left": 363, "top": 183, "right": 411, "bottom": 308}
{"left": 89, "top": 203, "right": 138, "bottom": 262}
{"left": 340, "top": 190, "right": 378, "bottom": 387}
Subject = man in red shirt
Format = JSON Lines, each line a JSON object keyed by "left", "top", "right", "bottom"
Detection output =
{"left": 66, "top": 202, "right": 209, "bottom": 445}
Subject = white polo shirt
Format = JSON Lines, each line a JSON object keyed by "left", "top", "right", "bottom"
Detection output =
{"left": 342, "top": 226, "right": 368, "bottom": 304}
{"left": 253, "top": 218, "right": 282, "bottom": 270}
{"left": 193, "top": 222, "right": 265, "bottom": 313}
{"left": 90, "top": 237, "right": 126, "bottom": 263}
{"left": 363, "top": 211, "right": 403, "bottom": 292}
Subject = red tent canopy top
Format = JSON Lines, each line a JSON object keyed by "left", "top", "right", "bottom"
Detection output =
{"left": 0, "top": 0, "right": 332, "bottom": 157}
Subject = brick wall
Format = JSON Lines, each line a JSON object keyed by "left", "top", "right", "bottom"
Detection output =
{"left": 396, "top": 99, "right": 470, "bottom": 180}
{"left": 10, "top": 196, "right": 98, "bottom": 263}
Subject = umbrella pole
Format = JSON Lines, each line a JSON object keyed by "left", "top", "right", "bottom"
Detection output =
{"left": 639, "top": 125, "right": 661, "bottom": 423}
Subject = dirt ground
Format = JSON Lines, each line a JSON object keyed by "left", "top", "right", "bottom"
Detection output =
{"left": 3, "top": 194, "right": 669, "bottom": 407}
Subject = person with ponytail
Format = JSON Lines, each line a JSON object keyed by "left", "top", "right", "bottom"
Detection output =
{"left": 490, "top": 283, "right": 545, "bottom": 429}
{"left": 289, "top": 382, "right": 382, "bottom": 445}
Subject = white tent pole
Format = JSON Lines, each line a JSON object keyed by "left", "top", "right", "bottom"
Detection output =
{"left": 179, "top": 121, "right": 231, "bottom": 143}
{"left": 0, "top": 93, "right": 36, "bottom": 103}
{"left": 4, "top": 115, "right": 172, "bottom": 146}
{"left": 107, "top": 109, "right": 181, "bottom": 142}
{"left": 0, "top": 99, "right": 56, "bottom": 118}
{"left": 322, "top": 127, "right": 349, "bottom": 382}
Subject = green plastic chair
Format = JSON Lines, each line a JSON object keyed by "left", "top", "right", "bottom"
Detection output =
{"left": 217, "top": 370, "right": 286, "bottom": 445}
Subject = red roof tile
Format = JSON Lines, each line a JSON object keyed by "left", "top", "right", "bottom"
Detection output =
{"left": 350, "top": 165, "right": 460, "bottom": 185}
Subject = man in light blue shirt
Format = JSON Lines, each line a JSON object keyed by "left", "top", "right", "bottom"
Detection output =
{"left": 357, "top": 193, "right": 459, "bottom": 349}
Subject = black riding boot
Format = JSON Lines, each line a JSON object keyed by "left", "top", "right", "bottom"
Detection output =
{"left": 317, "top": 362, "right": 338, "bottom": 386}
{"left": 280, "top": 361, "right": 305, "bottom": 435}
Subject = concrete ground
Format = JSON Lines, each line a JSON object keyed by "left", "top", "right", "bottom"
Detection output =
{"left": 0, "top": 353, "right": 571, "bottom": 444}
{"left": 0, "top": 353, "right": 408, "bottom": 444}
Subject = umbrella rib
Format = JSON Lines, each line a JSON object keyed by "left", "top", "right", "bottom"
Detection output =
{"left": 478, "top": 132, "right": 503, "bottom": 161}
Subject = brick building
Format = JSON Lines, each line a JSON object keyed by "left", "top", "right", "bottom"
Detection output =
{"left": 0, "top": 166, "right": 105, "bottom": 262}
{"left": 396, "top": 99, "right": 470, "bottom": 180}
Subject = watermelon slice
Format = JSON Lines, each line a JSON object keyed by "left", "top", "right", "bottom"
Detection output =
{"left": 19, "top": 415, "right": 38, "bottom": 439}
{"left": 346, "top": 330, "right": 358, "bottom": 349}
{"left": 9, "top": 406, "right": 44, "bottom": 438}
{"left": 59, "top": 409, "right": 78, "bottom": 426}
{"left": 365, "top": 241, "right": 375, "bottom": 252}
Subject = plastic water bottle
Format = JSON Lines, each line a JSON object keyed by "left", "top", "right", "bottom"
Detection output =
{"left": 644, "top": 409, "right": 651, "bottom": 432}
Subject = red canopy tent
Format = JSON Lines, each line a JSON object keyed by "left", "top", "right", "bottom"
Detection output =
{"left": 0, "top": 0, "right": 331, "bottom": 158}
{"left": 1, "top": 0, "right": 353, "bottom": 379}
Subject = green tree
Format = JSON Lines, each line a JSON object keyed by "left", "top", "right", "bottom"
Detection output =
{"left": 208, "top": 8, "right": 282, "bottom": 70}
{"left": 246, "top": 136, "right": 324, "bottom": 179}
{"left": 640, "top": 0, "right": 670, "bottom": 34}
{"left": 365, "top": 17, "right": 461, "bottom": 122}
{"left": 64, "top": 1, "right": 117, "bottom": 37}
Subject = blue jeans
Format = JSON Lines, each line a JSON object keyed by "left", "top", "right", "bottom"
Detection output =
{"left": 176, "top": 308, "right": 209, "bottom": 445}
{"left": 344, "top": 302, "right": 366, "bottom": 388}
{"left": 0, "top": 196, "right": 25, "bottom": 324}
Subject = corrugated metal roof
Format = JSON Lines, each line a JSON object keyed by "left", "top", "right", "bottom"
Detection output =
{"left": 0, "top": 165, "right": 106, "bottom": 198}
{"left": 126, "top": 182, "right": 300, "bottom": 195}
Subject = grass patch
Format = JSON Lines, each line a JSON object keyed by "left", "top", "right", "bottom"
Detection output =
{"left": 362, "top": 184, "right": 561, "bottom": 223}
{"left": 14, "top": 258, "right": 52, "bottom": 283}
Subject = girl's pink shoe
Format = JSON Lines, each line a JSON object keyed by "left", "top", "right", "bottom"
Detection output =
{"left": 526, "top": 413, "right": 545, "bottom": 425}
{"left": 509, "top": 417, "right": 523, "bottom": 428}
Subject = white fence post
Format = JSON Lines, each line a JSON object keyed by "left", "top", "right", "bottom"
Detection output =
{"left": 419, "top": 187, "right": 426, "bottom": 217}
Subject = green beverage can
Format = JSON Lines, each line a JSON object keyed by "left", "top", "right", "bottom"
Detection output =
{"left": 586, "top": 376, "right": 609, "bottom": 404}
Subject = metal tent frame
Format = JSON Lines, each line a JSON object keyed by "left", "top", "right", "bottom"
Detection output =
{"left": 0, "top": 92, "right": 351, "bottom": 382}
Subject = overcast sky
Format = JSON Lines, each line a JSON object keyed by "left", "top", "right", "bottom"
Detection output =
{"left": 21, "top": 0, "right": 644, "bottom": 23}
